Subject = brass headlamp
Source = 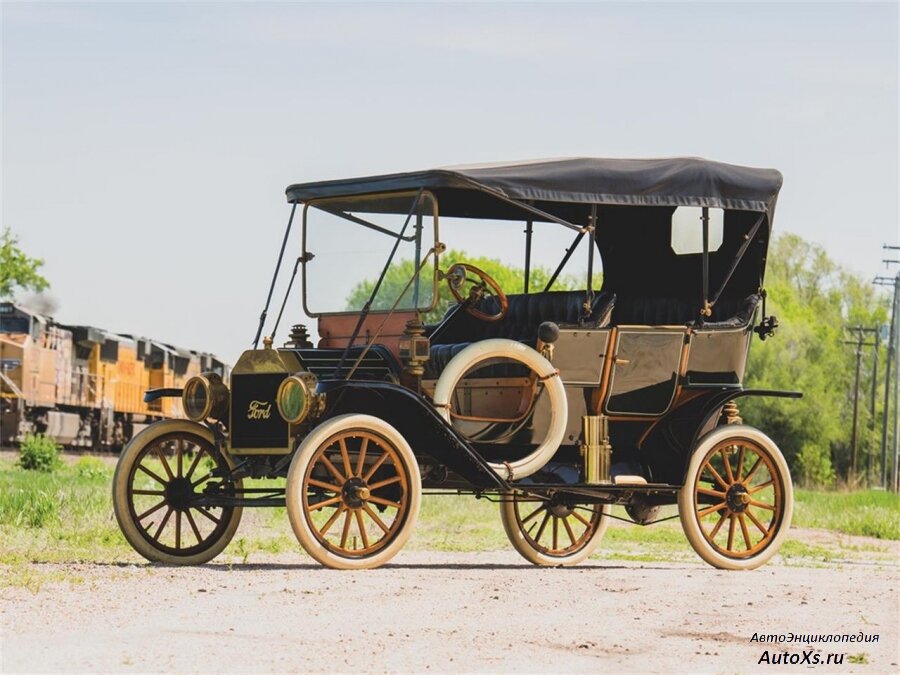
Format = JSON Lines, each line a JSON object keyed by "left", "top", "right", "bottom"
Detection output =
{"left": 276, "top": 373, "right": 318, "bottom": 425}
{"left": 182, "top": 372, "right": 229, "bottom": 422}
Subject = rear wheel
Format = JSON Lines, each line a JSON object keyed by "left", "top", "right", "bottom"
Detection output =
{"left": 112, "top": 420, "right": 242, "bottom": 565}
{"left": 286, "top": 414, "right": 421, "bottom": 570}
{"left": 500, "top": 491, "right": 610, "bottom": 566}
{"left": 679, "top": 425, "right": 793, "bottom": 570}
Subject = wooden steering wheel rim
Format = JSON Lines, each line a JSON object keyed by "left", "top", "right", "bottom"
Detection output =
{"left": 446, "top": 263, "right": 509, "bottom": 322}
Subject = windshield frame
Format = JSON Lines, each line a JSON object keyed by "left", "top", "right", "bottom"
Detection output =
{"left": 301, "top": 190, "right": 440, "bottom": 318}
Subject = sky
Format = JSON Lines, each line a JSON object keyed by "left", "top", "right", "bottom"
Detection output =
{"left": 2, "top": 1, "right": 898, "bottom": 361}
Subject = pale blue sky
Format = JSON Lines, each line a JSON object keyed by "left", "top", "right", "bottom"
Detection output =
{"left": 2, "top": 1, "right": 897, "bottom": 360}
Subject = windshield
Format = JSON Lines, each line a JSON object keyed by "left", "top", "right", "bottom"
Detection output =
{"left": 302, "top": 192, "right": 438, "bottom": 316}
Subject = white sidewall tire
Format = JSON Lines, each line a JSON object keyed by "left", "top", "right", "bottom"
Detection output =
{"left": 112, "top": 419, "right": 243, "bottom": 565}
{"left": 433, "top": 339, "right": 567, "bottom": 480}
{"left": 286, "top": 414, "right": 422, "bottom": 570}
{"left": 499, "top": 495, "right": 611, "bottom": 567}
{"left": 678, "top": 425, "right": 793, "bottom": 570}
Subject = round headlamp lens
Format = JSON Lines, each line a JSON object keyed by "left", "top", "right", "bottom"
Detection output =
{"left": 183, "top": 376, "right": 211, "bottom": 421}
{"left": 277, "top": 376, "right": 310, "bottom": 424}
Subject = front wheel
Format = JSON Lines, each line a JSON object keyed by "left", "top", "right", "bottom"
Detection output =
{"left": 679, "top": 425, "right": 793, "bottom": 570}
{"left": 112, "top": 420, "right": 243, "bottom": 565}
{"left": 286, "top": 414, "right": 421, "bottom": 570}
{"left": 500, "top": 491, "right": 611, "bottom": 566}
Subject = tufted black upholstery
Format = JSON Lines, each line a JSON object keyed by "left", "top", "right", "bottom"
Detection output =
{"left": 433, "top": 291, "right": 615, "bottom": 344}
{"left": 610, "top": 294, "right": 760, "bottom": 328}
{"left": 425, "top": 290, "right": 615, "bottom": 379}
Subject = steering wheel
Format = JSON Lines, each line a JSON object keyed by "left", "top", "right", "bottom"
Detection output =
{"left": 444, "top": 263, "right": 508, "bottom": 322}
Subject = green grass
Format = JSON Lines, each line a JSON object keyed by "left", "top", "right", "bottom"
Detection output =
{"left": 0, "top": 455, "right": 897, "bottom": 585}
{"left": 793, "top": 489, "right": 900, "bottom": 539}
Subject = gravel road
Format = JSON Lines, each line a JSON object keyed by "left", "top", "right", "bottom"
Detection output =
{"left": 1, "top": 550, "right": 897, "bottom": 673}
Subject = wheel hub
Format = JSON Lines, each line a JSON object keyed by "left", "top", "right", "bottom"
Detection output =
{"left": 726, "top": 483, "right": 750, "bottom": 513}
{"left": 548, "top": 494, "right": 574, "bottom": 518}
{"left": 342, "top": 477, "right": 369, "bottom": 509}
{"left": 165, "top": 477, "right": 196, "bottom": 511}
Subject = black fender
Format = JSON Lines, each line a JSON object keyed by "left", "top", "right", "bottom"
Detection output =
{"left": 637, "top": 387, "right": 801, "bottom": 485}
{"left": 143, "top": 388, "right": 183, "bottom": 403}
{"left": 679, "top": 388, "right": 802, "bottom": 480}
{"left": 688, "top": 388, "right": 802, "bottom": 451}
{"left": 317, "top": 380, "right": 506, "bottom": 490}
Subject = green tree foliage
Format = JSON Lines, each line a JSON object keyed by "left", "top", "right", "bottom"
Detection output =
{"left": 0, "top": 228, "right": 50, "bottom": 299}
{"left": 742, "top": 234, "right": 889, "bottom": 486}
{"left": 345, "top": 248, "right": 581, "bottom": 322}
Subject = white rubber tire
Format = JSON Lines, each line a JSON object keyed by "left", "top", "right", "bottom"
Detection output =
{"left": 500, "top": 495, "right": 611, "bottom": 566}
{"left": 286, "top": 414, "right": 422, "bottom": 570}
{"left": 433, "top": 338, "right": 567, "bottom": 480}
{"left": 112, "top": 419, "right": 243, "bottom": 565}
{"left": 678, "top": 425, "right": 793, "bottom": 570}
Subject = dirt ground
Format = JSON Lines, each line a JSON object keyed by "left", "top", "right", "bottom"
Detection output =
{"left": 1, "top": 549, "right": 897, "bottom": 674}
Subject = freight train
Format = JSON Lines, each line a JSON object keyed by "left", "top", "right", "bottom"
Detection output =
{"left": 0, "top": 302, "right": 227, "bottom": 449}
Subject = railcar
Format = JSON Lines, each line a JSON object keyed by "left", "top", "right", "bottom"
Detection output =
{"left": 113, "top": 157, "right": 800, "bottom": 570}
{"left": 0, "top": 303, "right": 226, "bottom": 448}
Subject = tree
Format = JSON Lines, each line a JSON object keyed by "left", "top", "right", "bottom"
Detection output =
{"left": 345, "top": 248, "right": 581, "bottom": 322}
{"left": 0, "top": 228, "right": 50, "bottom": 299}
{"left": 742, "top": 234, "right": 889, "bottom": 486}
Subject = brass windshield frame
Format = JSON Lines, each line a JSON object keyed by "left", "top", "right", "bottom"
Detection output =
{"left": 301, "top": 190, "right": 440, "bottom": 318}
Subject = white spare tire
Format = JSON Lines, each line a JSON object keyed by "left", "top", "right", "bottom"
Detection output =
{"left": 433, "top": 338, "right": 567, "bottom": 480}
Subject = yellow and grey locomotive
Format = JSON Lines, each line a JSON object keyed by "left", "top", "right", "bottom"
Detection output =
{"left": 0, "top": 302, "right": 226, "bottom": 448}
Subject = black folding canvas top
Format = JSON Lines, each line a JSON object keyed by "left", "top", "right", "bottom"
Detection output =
{"left": 286, "top": 157, "right": 782, "bottom": 221}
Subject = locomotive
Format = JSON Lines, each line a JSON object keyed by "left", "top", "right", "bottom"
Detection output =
{"left": 0, "top": 302, "right": 227, "bottom": 449}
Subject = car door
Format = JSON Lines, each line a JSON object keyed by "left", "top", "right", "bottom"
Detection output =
{"left": 604, "top": 328, "right": 686, "bottom": 416}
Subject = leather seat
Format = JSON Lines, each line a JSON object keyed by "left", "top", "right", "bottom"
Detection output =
{"left": 425, "top": 290, "right": 615, "bottom": 379}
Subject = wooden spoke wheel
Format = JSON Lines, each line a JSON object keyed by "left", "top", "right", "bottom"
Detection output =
{"left": 679, "top": 425, "right": 793, "bottom": 570}
{"left": 113, "top": 420, "right": 242, "bottom": 565}
{"left": 500, "top": 491, "right": 611, "bottom": 566}
{"left": 286, "top": 414, "right": 421, "bottom": 570}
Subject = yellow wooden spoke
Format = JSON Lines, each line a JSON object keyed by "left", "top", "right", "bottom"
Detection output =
{"left": 319, "top": 505, "right": 346, "bottom": 537}
{"left": 369, "top": 475, "right": 402, "bottom": 491}
{"left": 562, "top": 516, "right": 577, "bottom": 546}
{"left": 308, "top": 478, "right": 342, "bottom": 493}
{"left": 355, "top": 510, "right": 369, "bottom": 549}
{"left": 363, "top": 452, "right": 390, "bottom": 482}
{"left": 308, "top": 495, "right": 342, "bottom": 512}
{"left": 356, "top": 437, "right": 369, "bottom": 477}
{"left": 698, "top": 501, "right": 728, "bottom": 518}
{"left": 738, "top": 513, "right": 752, "bottom": 551}
{"left": 319, "top": 453, "right": 346, "bottom": 483}
{"left": 339, "top": 438, "right": 353, "bottom": 478}
{"left": 749, "top": 478, "right": 775, "bottom": 494}
{"left": 363, "top": 503, "right": 390, "bottom": 534}
{"left": 726, "top": 514, "right": 736, "bottom": 551}
{"left": 720, "top": 448, "right": 735, "bottom": 483}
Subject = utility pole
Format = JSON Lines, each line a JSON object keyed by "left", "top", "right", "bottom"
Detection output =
{"left": 844, "top": 326, "right": 877, "bottom": 486}
{"left": 875, "top": 244, "right": 899, "bottom": 491}
{"left": 867, "top": 328, "right": 880, "bottom": 486}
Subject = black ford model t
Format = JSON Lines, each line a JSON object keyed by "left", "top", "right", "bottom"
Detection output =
{"left": 113, "top": 158, "right": 799, "bottom": 570}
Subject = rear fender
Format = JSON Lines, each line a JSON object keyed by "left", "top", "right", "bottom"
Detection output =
{"left": 684, "top": 388, "right": 802, "bottom": 476}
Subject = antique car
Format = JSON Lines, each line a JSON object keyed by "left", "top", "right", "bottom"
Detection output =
{"left": 112, "top": 157, "right": 799, "bottom": 570}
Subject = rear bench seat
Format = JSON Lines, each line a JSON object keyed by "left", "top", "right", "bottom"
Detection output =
{"left": 425, "top": 290, "right": 615, "bottom": 379}
{"left": 610, "top": 294, "right": 760, "bottom": 329}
